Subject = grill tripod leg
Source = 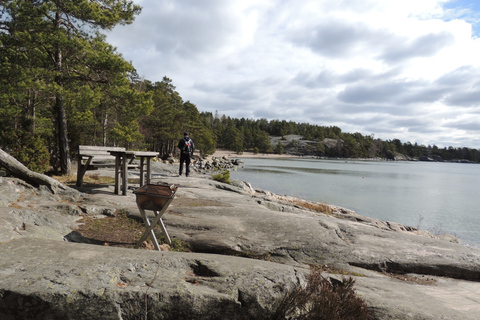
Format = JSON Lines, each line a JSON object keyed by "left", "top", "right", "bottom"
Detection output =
{"left": 156, "top": 212, "right": 172, "bottom": 245}
{"left": 135, "top": 207, "right": 161, "bottom": 250}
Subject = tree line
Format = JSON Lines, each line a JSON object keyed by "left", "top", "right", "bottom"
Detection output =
{"left": 201, "top": 115, "right": 480, "bottom": 163}
{"left": 1, "top": 1, "right": 478, "bottom": 176}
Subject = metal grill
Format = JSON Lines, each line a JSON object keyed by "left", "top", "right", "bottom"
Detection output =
{"left": 134, "top": 183, "right": 178, "bottom": 198}
{"left": 133, "top": 183, "right": 178, "bottom": 212}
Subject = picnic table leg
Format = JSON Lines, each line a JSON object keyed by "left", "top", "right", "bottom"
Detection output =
{"left": 122, "top": 154, "right": 128, "bottom": 195}
{"left": 114, "top": 155, "right": 120, "bottom": 195}
{"left": 139, "top": 157, "right": 145, "bottom": 186}
{"left": 135, "top": 207, "right": 161, "bottom": 250}
{"left": 76, "top": 156, "right": 93, "bottom": 187}
{"left": 76, "top": 155, "right": 83, "bottom": 187}
{"left": 146, "top": 157, "right": 152, "bottom": 184}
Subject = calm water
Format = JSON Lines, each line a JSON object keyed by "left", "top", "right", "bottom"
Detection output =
{"left": 229, "top": 158, "right": 480, "bottom": 248}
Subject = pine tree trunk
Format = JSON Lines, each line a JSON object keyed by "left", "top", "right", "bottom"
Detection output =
{"left": 55, "top": 94, "right": 72, "bottom": 175}
{"left": 54, "top": 9, "right": 72, "bottom": 175}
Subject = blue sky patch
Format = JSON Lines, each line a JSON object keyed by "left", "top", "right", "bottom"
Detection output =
{"left": 443, "top": 0, "right": 480, "bottom": 37}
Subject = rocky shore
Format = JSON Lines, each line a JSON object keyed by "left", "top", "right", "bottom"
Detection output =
{"left": 1, "top": 160, "right": 480, "bottom": 319}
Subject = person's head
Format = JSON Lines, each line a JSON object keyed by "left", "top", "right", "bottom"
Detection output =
{"left": 184, "top": 132, "right": 189, "bottom": 137}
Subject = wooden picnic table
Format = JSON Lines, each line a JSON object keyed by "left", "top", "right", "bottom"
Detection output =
{"left": 109, "top": 150, "right": 159, "bottom": 195}
{"left": 76, "top": 146, "right": 127, "bottom": 187}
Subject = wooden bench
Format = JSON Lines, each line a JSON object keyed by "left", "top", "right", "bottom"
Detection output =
{"left": 76, "top": 145, "right": 137, "bottom": 187}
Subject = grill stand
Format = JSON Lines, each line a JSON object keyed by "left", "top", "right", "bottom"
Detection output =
{"left": 134, "top": 200, "right": 173, "bottom": 250}
{"left": 133, "top": 183, "right": 178, "bottom": 251}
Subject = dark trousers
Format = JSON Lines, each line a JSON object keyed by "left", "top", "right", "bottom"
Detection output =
{"left": 179, "top": 153, "right": 191, "bottom": 176}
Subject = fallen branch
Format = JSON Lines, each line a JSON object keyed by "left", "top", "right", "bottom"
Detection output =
{"left": 0, "top": 148, "right": 74, "bottom": 194}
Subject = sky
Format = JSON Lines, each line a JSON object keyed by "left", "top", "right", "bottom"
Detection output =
{"left": 107, "top": 0, "right": 480, "bottom": 149}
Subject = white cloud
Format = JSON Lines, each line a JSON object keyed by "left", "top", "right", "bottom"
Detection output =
{"left": 108, "top": 0, "right": 480, "bottom": 148}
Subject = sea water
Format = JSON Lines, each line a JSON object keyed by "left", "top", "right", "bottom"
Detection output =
{"left": 229, "top": 158, "right": 480, "bottom": 248}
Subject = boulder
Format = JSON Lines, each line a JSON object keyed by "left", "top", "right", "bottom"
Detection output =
{"left": 394, "top": 153, "right": 411, "bottom": 161}
{"left": 231, "top": 159, "right": 244, "bottom": 166}
{"left": 192, "top": 157, "right": 237, "bottom": 173}
{"left": 323, "top": 138, "right": 342, "bottom": 149}
{"left": 419, "top": 156, "right": 434, "bottom": 161}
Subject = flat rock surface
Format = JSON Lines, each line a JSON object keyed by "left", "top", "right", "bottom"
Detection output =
{"left": 1, "top": 162, "right": 480, "bottom": 319}
{"left": 0, "top": 238, "right": 303, "bottom": 320}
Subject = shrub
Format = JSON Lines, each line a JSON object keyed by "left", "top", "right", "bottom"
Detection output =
{"left": 271, "top": 265, "right": 374, "bottom": 320}
{"left": 10, "top": 134, "right": 50, "bottom": 173}
{"left": 212, "top": 170, "right": 231, "bottom": 183}
{"left": 275, "top": 141, "right": 284, "bottom": 154}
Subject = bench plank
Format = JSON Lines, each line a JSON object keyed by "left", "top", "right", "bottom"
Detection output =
{"left": 79, "top": 146, "right": 125, "bottom": 152}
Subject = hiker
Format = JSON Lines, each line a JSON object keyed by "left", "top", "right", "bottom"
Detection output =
{"left": 177, "top": 132, "right": 195, "bottom": 177}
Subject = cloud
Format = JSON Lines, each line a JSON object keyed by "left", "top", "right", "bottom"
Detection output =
{"left": 288, "top": 20, "right": 384, "bottom": 58}
{"left": 445, "top": 90, "right": 480, "bottom": 106}
{"left": 338, "top": 81, "right": 416, "bottom": 105}
{"left": 380, "top": 31, "right": 455, "bottom": 63}
{"left": 292, "top": 68, "right": 374, "bottom": 88}
{"left": 436, "top": 65, "right": 478, "bottom": 86}
{"left": 107, "top": 0, "right": 480, "bottom": 148}
{"left": 444, "top": 118, "right": 480, "bottom": 131}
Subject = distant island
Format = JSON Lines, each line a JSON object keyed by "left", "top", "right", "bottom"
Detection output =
{"left": 198, "top": 114, "right": 480, "bottom": 164}
{"left": 262, "top": 134, "right": 479, "bottom": 163}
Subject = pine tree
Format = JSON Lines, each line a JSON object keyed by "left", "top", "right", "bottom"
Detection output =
{"left": 0, "top": 0, "right": 142, "bottom": 174}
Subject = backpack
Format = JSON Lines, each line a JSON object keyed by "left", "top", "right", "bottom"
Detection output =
{"left": 183, "top": 138, "right": 192, "bottom": 155}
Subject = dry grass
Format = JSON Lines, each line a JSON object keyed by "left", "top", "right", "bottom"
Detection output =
{"left": 319, "top": 264, "right": 365, "bottom": 277}
{"left": 271, "top": 265, "right": 374, "bottom": 320}
{"left": 289, "top": 198, "right": 333, "bottom": 215}
{"left": 75, "top": 210, "right": 146, "bottom": 247}
{"left": 52, "top": 173, "right": 141, "bottom": 187}
{"left": 385, "top": 272, "right": 437, "bottom": 285}
{"left": 52, "top": 173, "right": 117, "bottom": 185}
{"left": 75, "top": 210, "right": 190, "bottom": 251}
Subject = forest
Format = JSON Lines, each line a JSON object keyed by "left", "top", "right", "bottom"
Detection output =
{"left": 199, "top": 114, "right": 480, "bottom": 163}
{"left": 1, "top": 0, "right": 479, "bottom": 176}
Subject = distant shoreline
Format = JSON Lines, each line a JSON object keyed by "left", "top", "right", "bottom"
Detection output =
{"left": 210, "top": 149, "right": 384, "bottom": 162}
{"left": 210, "top": 148, "right": 298, "bottom": 159}
{"left": 209, "top": 149, "right": 479, "bottom": 164}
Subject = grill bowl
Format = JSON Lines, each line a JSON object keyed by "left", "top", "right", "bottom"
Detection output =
{"left": 133, "top": 183, "right": 178, "bottom": 211}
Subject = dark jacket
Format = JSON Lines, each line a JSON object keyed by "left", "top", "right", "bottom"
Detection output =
{"left": 178, "top": 137, "right": 195, "bottom": 156}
